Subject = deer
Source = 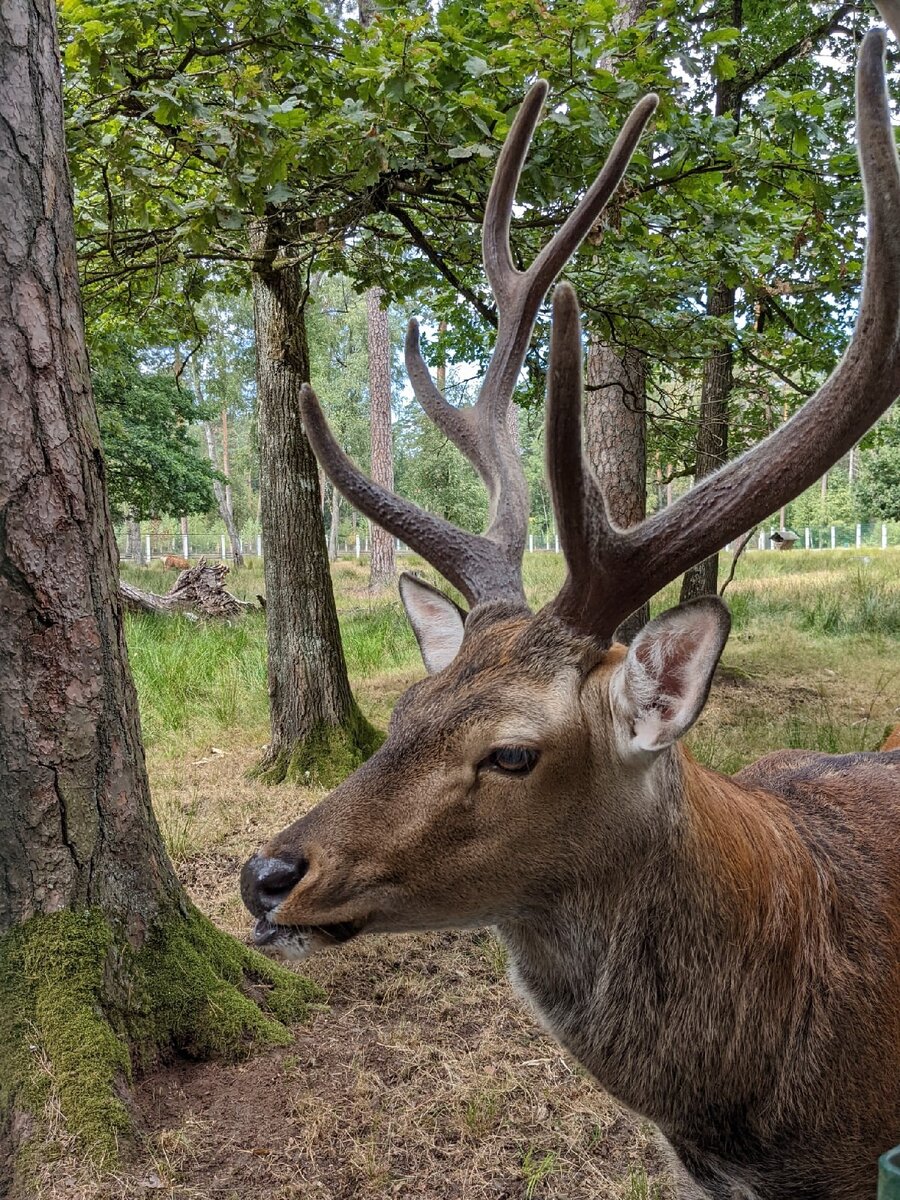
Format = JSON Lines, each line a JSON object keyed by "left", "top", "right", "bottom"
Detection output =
{"left": 241, "top": 27, "right": 900, "bottom": 1200}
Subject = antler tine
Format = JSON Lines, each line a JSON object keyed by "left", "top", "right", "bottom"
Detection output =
{"left": 404, "top": 318, "right": 487, "bottom": 477}
{"left": 482, "top": 81, "right": 550, "bottom": 309}
{"left": 543, "top": 284, "right": 625, "bottom": 639}
{"left": 300, "top": 383, "right": 522, "bottom": 605}
{"left": 545, "top": 29, "right": 900, "bottom": 641}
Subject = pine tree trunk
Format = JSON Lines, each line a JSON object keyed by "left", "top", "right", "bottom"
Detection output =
{"left": 250, "top": 221, "right": 379, "bottom": 783}
{"left": 680, "top": 0, "right": 742, "bottom": 604}
{"left": 0, "top": 5, "right": 316, "bottom": 1184}
{"left": 582, "top": 0, "right": 650, "bottom": 644}
{"left": 679, "top": 282, "right": 734, "bottom": 602}
{"left": 585, "top": 338, "right": 649, "bottom": 642}
{"left": 125, "top": 513, "right": 145, "bottom": 565}
{"left": 366, "top": 286, "right": 395, "bottom": 591}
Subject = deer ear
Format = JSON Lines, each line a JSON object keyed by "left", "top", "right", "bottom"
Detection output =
{"left": 399, "top": 573, "right": 467, "bottom": 674}
{"left": 613, "top": 597, "right": 731, "bottom": 754}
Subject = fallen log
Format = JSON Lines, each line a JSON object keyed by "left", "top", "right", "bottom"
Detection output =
{"left": 120, "top": 559, "right": 257, "bottom": 619}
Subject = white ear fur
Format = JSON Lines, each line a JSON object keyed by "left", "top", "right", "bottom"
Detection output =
{"left": 398, "top": 573, "right": 466, "bottom": 674}
{"left": 613, "top": 597, "right": 731, "bottom": 754}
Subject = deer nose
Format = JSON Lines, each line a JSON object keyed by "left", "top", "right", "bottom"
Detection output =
{"left": 240, "top": 853, "right": 307, "bottom": 918}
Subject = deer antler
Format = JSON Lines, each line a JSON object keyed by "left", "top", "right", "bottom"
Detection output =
{"left": 546, "top": 29, "right": 900, "bottom": 641}
{"left": 300, "top": 84, "right": 658, "bottom": 608}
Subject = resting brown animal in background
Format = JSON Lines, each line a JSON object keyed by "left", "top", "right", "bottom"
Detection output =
{"left": 242, "top": 29, "right": 900, "bottom": 1200}
{"left": 162, "top": 554, "right": 190, "bottom": 571}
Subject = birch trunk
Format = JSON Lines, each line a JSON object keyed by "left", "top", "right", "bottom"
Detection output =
{"left": 366, "top": 286, "right": 395, "bottom": 591}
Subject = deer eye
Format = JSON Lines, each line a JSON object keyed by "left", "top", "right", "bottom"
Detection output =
{"left": 482, "top": 746, "right": 539, "bottom": 775}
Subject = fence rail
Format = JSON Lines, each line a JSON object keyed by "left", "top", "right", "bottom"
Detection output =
{"left": 116, "top": 521, "right": 900, "bottom": 564}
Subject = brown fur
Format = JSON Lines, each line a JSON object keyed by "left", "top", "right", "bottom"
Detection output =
{"left": 882, "top": 723, "right": 900, "bottom": 751}
{"left": 248, "top": 609, "right": 900, "bottom": 1200}
{"left": 163, "top": 554, "right": 190, "bottom": 570}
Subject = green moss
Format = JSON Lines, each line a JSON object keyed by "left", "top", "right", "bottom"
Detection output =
{"left": 0, "top": 904, "right": 324, "bottom": 1176}
{"left": 0, "top": 910, "right": 131, "bottom": 1167}
{"left": 253, "top": 702, "right": 384, "bottom": 787}
{"left": 126, "top": 903, "right": 323, "bottom": 1062}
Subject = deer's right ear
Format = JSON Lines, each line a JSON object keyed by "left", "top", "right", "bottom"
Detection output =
{"left": 612, "top": 597, "right": 731, "bottom": 754}
{"left": 399, "top": 573, "right": 466, "bottom": 674}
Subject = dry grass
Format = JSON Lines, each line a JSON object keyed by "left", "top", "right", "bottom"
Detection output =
{"left": 32, "top": 550, "right": 900, "bottom": 1199}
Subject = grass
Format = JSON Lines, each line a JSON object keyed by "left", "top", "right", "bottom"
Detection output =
{"left": 120, "top": 547, "right": 900, "bottom": 768}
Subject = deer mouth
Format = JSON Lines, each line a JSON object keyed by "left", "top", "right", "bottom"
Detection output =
{"left": 250, "top": 915, "right": 364, "bottom": 960}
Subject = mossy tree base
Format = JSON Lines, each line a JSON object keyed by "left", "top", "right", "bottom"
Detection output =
{"left": 254, "top": 704, "right": 384, "bottom": 788}
{"left": 0, "top": 905, "right": 323, "bottom": 1192}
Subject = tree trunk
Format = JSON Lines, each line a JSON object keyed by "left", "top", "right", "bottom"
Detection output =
{"left": 366, "top": 286, "right": 395, "bottom": 591}
{"left": 250, "top": 220, "right": 380, "bottom": 784}
{"left": 221, "top": 405, "right": 232, "bottom": 513}
{"left": 202, "top": 421, "right": 245, "bottom": 567}
{"left": 679, "top": 281, "right": 734, "bottom": 602}
{"left": 192, "top": 358, "right": 244, "bottom": 566}
{"left": 329, "top": 482, "right": 340, "bottom": 562}
{"left": 0, "top": 4, "right": 316, "bottom": 1185}
{"left": 680, "top": 2, "right": 742, "bottom": 604}
{"left": 585, "top": 337, "right": 649, "bottom": 641}
{"left": 125, "top": 513, "right": 144, "bottom": 565}
{"left": 582, "top": 0, "right": 651, "bottom": 643}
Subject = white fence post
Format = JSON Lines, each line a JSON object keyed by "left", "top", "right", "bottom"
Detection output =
{"left": 144, "top": 534, "right": 151, "bottom": 561}
{"left": 256, "top": 533, "right": 262, "bottom": 557}
{"left": 355, "top": 534, "right": 361, "bottom": 559}
{"left": 883, "top": 522, "right": 888, "bottom": 549}
{"left": 830, "top": 525, "right": 836, "bottom": 549}
{"left": 554, "top": 532, "right": 559, "bottom": 553}
{"left": 855, "top": 523, "right": 862, "bottom": 548}
{"left": 220, "top": 534, "right": 227, "bottom": 560}
{"left": 758, "top": 530, "right": 766, "bottom": 550}
{"left": 182, "top": 531, "right": 189, "bottom": 558}
{"left": 529, "top": 533, "right": 534, "bottom": 553}
{"left": 804, "top": 527, "right": 811, "bottom": 549}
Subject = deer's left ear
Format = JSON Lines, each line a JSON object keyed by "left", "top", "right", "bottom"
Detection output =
{"left": 399, "top": 572, "right": 467, "bottom": 674}
{"left": 612, "top": 597, "right": 731, "bottom": 754}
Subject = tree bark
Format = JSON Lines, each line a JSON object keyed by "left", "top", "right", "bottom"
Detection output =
{"left": 583, "top": 0, "right": 650, "bottom": 643}
{"left": 192, "top": 358, "right": 244, "bottom": 566}
{"left": 366, "top": 286, "right": 395, "bottom": 591}
{"left": 328, "top": 482, "right": 340, "bottom": 562}
{"left": 0, "top": 0, "right": 178, "bottom": 952}
{"left": 125, "top": 513, "right": 144, "bottom": 565}
{"left": 0, "top": 7, "right": 316, "bottom": 1182}
{"left": 678, "top": 287, "right": 734, "bottom": 602}
{"left": 250, "top": 220, "right": 379, "bottom": 783}
{"left": 585, "top": 338, "right": 649, "bottom": 641}
{"left": 202, "top": 421, "right": 245, "bottom": 566}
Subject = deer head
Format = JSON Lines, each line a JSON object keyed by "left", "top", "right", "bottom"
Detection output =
{"left": 241, "top": 30, "right": 900, "bottom": 960}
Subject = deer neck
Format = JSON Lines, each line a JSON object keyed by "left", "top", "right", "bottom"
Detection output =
{"left": 496, "top": 746, "right": 822, "bottom": 1133}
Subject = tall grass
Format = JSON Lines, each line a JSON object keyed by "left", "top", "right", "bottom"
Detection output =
{"left": 121, "top": 548, "right": 900, "bottom": 760}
